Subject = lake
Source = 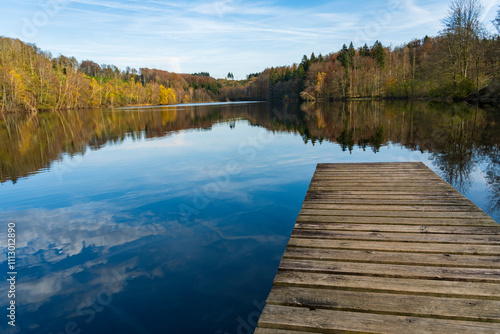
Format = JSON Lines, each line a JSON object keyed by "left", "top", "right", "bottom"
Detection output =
{"left": 1, "top": 101, "right": 499, "bottom": 334}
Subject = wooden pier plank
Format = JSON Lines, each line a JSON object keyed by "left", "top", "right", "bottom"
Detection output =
{"left": 256, "top": 162, "right": 500, "bottom": 333}
{"left": 294, "top": 222, "right": 500, "bottom": 234}
{"left": 296, "top": 215, "right": 497, "bottom": 226}
{"left": 258, "top": 305, "right": 500, "bottom": 334}
{"left": 291, "top": 229, "right": 500, "bottom": 244}
{"left": 301, "top": 203, "right": 483, "bottom": 212}
{"left": 265, "top": 286, "right": 500, "bottom": 321}
{"left": 273, "top": 271, "right": 500, "bottom": 299}
{"left": 287, "top": 238, "right": 500, "bottom": 255}
{"left": 283, "top": 247, "right": 500, "bottom": 268}
{"left": 298, "top": 209, "right": 491, "bottom": 219}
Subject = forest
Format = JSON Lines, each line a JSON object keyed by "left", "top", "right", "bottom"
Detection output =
{"left": 232, "top": 0, "right": 500, "bottom": 102}
{"left": 0, "top": 0, "right": 499, "bottom": 113}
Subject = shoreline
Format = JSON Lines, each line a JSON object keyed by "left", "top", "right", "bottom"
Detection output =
{"left": 2, "top": 97, "right": 498, "bottom": 114}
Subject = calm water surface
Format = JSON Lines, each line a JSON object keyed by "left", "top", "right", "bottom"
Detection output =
{"left": 1, "top": 101, "right": 499, "bottom": 333}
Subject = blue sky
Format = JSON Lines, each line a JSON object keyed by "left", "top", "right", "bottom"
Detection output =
{"left": 1, "top": 0, "right": 498, "bottom": 79}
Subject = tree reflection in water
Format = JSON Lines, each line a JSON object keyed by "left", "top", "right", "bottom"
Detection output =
{"left": 1, "top": 101, "right": 499, "bottom": 214}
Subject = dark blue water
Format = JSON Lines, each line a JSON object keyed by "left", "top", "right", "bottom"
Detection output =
{"left": 1, "top": 101, "right": 499, "bottom": 334}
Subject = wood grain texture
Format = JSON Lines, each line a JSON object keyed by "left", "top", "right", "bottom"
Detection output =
{"left": 258, "top": 305, "right": 500, "bottom": 333}
{"left": 256, "top": 163, "right": 500, "bottom": 333}
{"left": 283, "top": 247, "right": 500, "bottom": 268}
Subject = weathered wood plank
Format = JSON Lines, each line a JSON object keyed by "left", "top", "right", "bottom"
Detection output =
{"left": 303, "top": 198, "right": 475, "bottom": 206}
{"left": 312, "top": 174, "right": 445, "bottom": 179}
{"left": 296, "top": 215, "right": 497, "bottom": 226}
{"left": 313, "top": 171, "right": 439, "bottom": 176}
{"left": 305, "top": 193, "right": 466, "bottom": 200}
{"left": 299, "top": 209, "right": 491, "bottom": 219}
{"left": 316, "top": 161, "right": 425, "bottom": 165}
{"left": 312, "top": 174, "right": 443, "bottom": 179}
{"left": 258, "top": 305, "right": 500, "bottom": 333}
{"left": 279, "top": 258, "right": 500, "bottom": 282}
{"left": 306, "top": 191, "right": 465, "bottom": 197}
{"left": 312, "top": 175, "right": 444, "bottom": 180}
{"left": 315, "top": 167, "right": 435, "bottom": 171}
{"left": 308, "top": 186, "right": 456, "bottom": 192}
{"left": 283, "top": 247, "right": 500, "bottom": 268}
{"left": 316, "top": 162, "right": 427, "bottom": 168}
{"left": 315, "top": 169, "right": 431, "bottom": 173}
{"left": 254, "top": 329, "right": 317, "bottom": 334}
{"left": 312, "top": 175, "right": 442, "bottom": 180}
{"left": 291, "top": 229, "right": 500, "bottom": 244}
{"left": 309, "top": 181, "right": 450, "bottom": 187}
{"left": 301, "top": 203, "right": 482, "bottom": 212}
{"left": 266, "top": 286, "right": 500, "bottom": 321}
{"left": 316, "top": 165, "right": 432, "bottom": 169}
{"left": 294, "top": 223, "right": 500, "bottom": 235}
{"left": 287, "top": 238, "right": 500, "bottom": 255}
{"left": 310, "top": 181, "right": 451, "bottom": 187}
{"left": 273, "top": 271, "right": 500, "bottom": 298}
{"left": 315, "top": 165, "right": 434, "bottom": 170}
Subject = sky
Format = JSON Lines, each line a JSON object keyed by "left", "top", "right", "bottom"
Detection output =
{"left": 1, "top": 0, "right": 498, "bottom": 79}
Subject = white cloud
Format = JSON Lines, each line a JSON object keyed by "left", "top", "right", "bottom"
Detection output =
{"left": 2, "top": 0, "right": 496, "bottom": 78}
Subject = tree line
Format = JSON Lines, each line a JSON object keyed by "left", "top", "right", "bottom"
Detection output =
{"left": 227, "top": 0, "right": 500, "bottom": 102}
{"left": 0, "top": 39, "right": 226, "bottom": 112}
{"left": 1, "top": 0, "right": 499, "bottom": 113}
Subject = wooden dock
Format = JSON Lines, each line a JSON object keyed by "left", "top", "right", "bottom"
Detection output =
{"left": 256, "top": 162, "right": 500, "bottom": 334}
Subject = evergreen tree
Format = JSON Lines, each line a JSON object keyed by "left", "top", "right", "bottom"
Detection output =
{"left": 348, "top": 42, "right": 356, "bottom": 63}
{"left": 310, "top": 52, "right": 317, "bottom": 63}
{"left": 297, "top": 63, "right": 306, "bottom": 79}
{"left": 360, "top": 43, "right": 370, "bottom": 57}
{"left": 371, "top": 40, "right": 386, "bottom": 69}
{"left": 284, "top": 66, "right": 293, "bottom": 81}
{"left": 192, "top": 72, "right": 210, "bottom": 77}
{"left": 338, "top": 44, "right": 350, "bottom": 68}
{"left": 338, "top": 43, "right": 355, "bottom": 69}
{"left": 269, "top": 67, "right": 279, "bottom": 85}
{"left": 301, "top": 55, "right": 311, "bottom": 72}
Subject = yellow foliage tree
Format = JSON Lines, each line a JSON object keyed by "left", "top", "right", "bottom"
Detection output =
{"left": 159, "top": 85, "right": 177, "bottom": 105}
{"left": 315, "top": 72, "right": 326, "bottom": 96}
{"left": 9, "top": 70, "right": 36, "bottom": 112}
{"left": 89, "top": 78, "right": 101, "bottom": 107}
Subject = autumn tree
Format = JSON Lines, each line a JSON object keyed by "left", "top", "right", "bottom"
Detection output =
{"left": 442, "top": 0, "right": 484, "bottom": 80}
{"left": 159, "top": 85, "right": 177, "bottom": 105}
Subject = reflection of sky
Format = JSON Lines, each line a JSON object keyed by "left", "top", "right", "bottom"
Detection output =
{"left": 0, "top": 117, "right": 498, "bottom": 333}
